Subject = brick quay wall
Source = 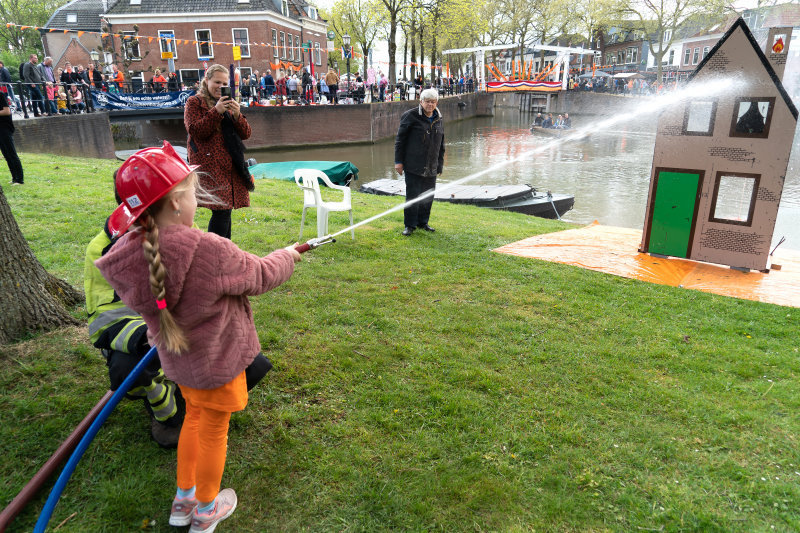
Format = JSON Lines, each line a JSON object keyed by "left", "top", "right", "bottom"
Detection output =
{"left": 10, "top": 92, "right": 494, "bottom": 159}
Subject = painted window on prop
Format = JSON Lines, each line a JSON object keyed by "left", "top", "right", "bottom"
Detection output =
{"left": 730, "top": 97, "right": 775, "bottom": 138}
{"left": 683, "top": 100, "right": 717, "bottom": 135}
{"left": 709, "top": 173, "right": 760, "bottom": 226}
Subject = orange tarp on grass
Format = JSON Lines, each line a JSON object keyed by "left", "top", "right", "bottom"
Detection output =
{"left": 494, "top": 224, "right": 800, "bottom": 308}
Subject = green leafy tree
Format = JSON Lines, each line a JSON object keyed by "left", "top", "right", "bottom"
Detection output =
{"left": 620, "top": 0, "right": 730, "bottom": 83}
{"left": 0, "top": 0, "right": 61, "bottom": 54}
{"left": 329, "top": 0, "right": 385, "bottom": 75}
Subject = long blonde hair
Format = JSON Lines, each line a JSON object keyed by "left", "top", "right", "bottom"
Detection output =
{"left": 137, "top": 173, "right": 201, "bottom": 354}
{"left": 199, "top": 64, "right": 229, "bottom": 108}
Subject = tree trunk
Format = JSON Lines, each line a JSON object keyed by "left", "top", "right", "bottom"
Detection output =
{"left": 420, "top": 25, "right": 425, "bottom": 81}
{"left": 388, "top": 12, "right": 398, "bottom": 84}
{"left": 0, "top": 188, "right": 82, "bottom": 344}
{"left": 430, "top": 33, "right": 437, "bottom": 85}
{"left": 403, "top": 30, "right": 409, "bottom": 79}
{"left": 410, "top": 30, "right": 417, "bottom": 80}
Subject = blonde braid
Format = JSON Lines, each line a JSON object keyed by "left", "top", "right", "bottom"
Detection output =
{"left": 141, "top": 215, "right": 189, "bottom": 354}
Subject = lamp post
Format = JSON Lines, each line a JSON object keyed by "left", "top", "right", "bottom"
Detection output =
{"left": 89, "top": 49, "right": 100, "bottom": 69}
{"left": 343, "top": 32, "right": 351, "bottom": 101}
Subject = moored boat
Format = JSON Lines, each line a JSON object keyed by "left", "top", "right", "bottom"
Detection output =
{"left": 359, "top": 178, "right": 574, "bottom": 219}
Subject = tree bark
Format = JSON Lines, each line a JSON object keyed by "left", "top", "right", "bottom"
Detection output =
{"left": 388, "top": 11, "right": 398, "bottom": 84}
{"left": 0, "top": 187, "right": 82, "bottom": 344}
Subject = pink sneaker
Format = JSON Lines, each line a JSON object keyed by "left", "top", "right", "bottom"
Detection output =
{"left": 189, "top": 488, "right": 237, "bottom": 533}
{"left": 169, "top": 495, "right": 198, "bottom": 527}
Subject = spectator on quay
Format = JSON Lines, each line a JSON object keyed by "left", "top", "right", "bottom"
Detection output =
{"left": 467, "top": 77, "right": 474, "bottom": 92}
{"left": 378, "top": 73, "right": 388, "bottom": 102}
{"left": 106, "top": 74, "right": 120, "bottom": 93}
{"left": 240, "top": 75, "right": 251, "bottom": 103}
{"left": 263, "top": 69, "right": 275, "bottom": 98}
{"left": 394, "top": 88, "right": 445, "bottom": 236}
{"left": 287, "top": 74, "right": 298, "bottom": 101}
{"left": 167, "top": 72, "right": 180, "bottom": 92}
{"left": 39, "top": 56, "right": 56, "bottom": 84}
{"left": 275, "top": 70, "right": 287, "bottom": 105}
{"left": 152, "top": 69, "right": 167, "bottom": 92}
{"left": 87, "top": 63, "right": 103, "bottom": 89}
{"left": 60, "top": 63, "right": 75, "bottom": 85}
{"left": 68, "top": 84, "right": 85, "bottom": 113}
{"left": 319, "top": 76, "right": 329, "bottom": 103}
{"left": 111, "top": 65, "right": 125, "bottom": 90}
{"left": 0, "top": 88, "right": 24, "bottom": 185}
{"left": 325, "top": 70, "right": 339, "bottom": 104}
{"left": 76, "top": 65, "right": 91, "bottom": 86}
{"left": 44, "top": 82, "right": 58, "bottom": 115}
{"left": 0, "top": 60, "right": 14, "bottom": 105}
{"left": 301, "top": 68, "right": 312, "bottom": 104}
{"left": 56, "top": 87, "right": 69, "bottom": 114}
{"left": 75, "top": 65, "right": 95, "bottom": 111}
{"left": 22, "top": 54, "right": 47, "bottom": 117}
{"left": 184, "top": 63, "right": 253, "bottom": 239}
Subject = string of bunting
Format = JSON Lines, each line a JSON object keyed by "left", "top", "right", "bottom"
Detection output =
{"left": 5, "top": 21, "right": 447, "bottom": 71}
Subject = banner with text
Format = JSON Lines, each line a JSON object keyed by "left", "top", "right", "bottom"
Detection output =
{"left": 91, "top": 90, "right": 196, "bottom": 110}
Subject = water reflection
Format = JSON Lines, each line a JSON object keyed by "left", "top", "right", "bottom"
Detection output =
{"left": 249, "top": 106, "right": 800, "bottom": 248}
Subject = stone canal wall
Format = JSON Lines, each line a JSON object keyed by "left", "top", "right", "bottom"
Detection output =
{"left": 13, "top": 112, "right": 116, "bottom": 159}
{"left": 108, "top": 91, "right": 495, "bottom": 153}
{"left": 494, "top": 91, "right": 653, "bottom": 115}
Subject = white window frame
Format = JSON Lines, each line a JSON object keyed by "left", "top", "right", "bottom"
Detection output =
{"left": 66, "top": 13, "right": 78, "bottom": 23}
{"left": 663, "top": 29, "right": 672, "bottom": 45}
{"left": 130, "top": 0, "right": 141, "bottom": 4}
{"left": 195, "top": 29, "right": 213, "bottom": 59}
{"left": 121, "top": 31, "right": 141, "bottom": 60}
{"left": 314, "top": 42, "right": 321, "bottom": 65}
{"left": 272, "top": 29, "right": 278, "bottom": 58}
{"left": 668, "top": 49, "right": 674, "bottom": 65}
{"left": 683, "top": 48, "right": 691, "bottom": 65}
{"left": 288, "top": 33, "right": 294, "bottom": 60}
{"left": 692, "top": 47, "right": 700, "bottom": 65}
{"left": 295, "top": 35, "right": 300, "bottom": 61}
{"left": 158, "top": 29, "right": 178, "bottom": 59}
{"left": 232, "top": 28, "right": 250, "bottom": 58}
{"left": 280, "top": 31, "right": 286, "bottom": 59}
{"left": 702, "top": 46, "right": 710, "bottom": 59}
{"left": 239, "top": 67, "right": 252, "bottom": 81}
{"left": 281, "top": 0, "right": 289, "bottom": 17}
{"left": 307, "top": 6, "right": 317, "bottom": 19}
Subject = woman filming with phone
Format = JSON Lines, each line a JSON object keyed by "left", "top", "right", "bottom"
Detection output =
{"left": 184, "top": 64, "right": 253, "bottom": 240}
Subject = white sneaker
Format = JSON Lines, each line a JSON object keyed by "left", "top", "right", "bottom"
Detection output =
{"left": 169, "top": 495, "right": 198, "bottom": 526}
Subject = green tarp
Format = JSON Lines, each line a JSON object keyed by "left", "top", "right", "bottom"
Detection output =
{"left": 249, "top": 161, "right": 359, "bottom": 186}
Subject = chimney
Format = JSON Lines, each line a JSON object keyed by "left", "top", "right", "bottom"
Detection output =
{"left": 765, "top": 26, "right": 792, "bottom": 81}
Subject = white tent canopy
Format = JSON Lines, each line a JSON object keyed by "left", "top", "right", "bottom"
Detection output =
{"left": 612, "top": 72, "right": 645, "bottom": 79}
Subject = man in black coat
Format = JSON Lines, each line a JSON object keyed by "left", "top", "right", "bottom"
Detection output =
{"left": 394, "top": 88, "right": 445, "bottom": 236}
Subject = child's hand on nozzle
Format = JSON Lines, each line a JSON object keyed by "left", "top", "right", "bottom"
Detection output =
{"left": 285, "top": 244, "right": 303, "bottom": 263}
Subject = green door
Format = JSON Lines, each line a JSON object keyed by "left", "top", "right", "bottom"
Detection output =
{"left": 649, "top": 171, "right": 700, "bottom": 258}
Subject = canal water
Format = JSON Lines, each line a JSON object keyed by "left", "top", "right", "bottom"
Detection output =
{"left": 249, "top": 106, "right": 800, "bottom": 249}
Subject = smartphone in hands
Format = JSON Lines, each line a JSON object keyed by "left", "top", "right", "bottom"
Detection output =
{"left": 220, "top": 86, "right": 231, "bottom": 99}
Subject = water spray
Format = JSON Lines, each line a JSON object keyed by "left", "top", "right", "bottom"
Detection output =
{"left": 303, "top": 78, "right": 742, "bottom": 247}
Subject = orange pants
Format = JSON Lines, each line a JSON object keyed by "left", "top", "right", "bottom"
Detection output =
{"left": 176, "top": 395, "right": 232, "bottom": 503}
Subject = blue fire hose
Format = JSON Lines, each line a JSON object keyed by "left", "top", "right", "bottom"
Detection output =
{"left": 33, "top": 346, "right": 158, "bottom": 533}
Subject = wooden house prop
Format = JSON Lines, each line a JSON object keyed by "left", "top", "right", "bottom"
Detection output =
{"left": 639, "top": 18, "right": 797, "bottom": 271}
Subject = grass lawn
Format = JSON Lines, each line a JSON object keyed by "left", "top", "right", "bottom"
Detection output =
{"left": 1, "top": 152, "right": 799, "bottom": 532}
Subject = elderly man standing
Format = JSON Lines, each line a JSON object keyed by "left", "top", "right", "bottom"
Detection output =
{"left": 22, "top": 54, "right": 46, "bottom": 117}
{"left": 394, "top": 88, "right": 445, "bottom": 236}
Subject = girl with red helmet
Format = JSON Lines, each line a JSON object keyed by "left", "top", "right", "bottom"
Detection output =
{"left": 95, "top": 142, "right": 301, "bottom": 532}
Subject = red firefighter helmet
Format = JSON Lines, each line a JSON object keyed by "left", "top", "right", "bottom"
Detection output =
{"left": 108, "top": 141, "right": 199, "bottom": 237}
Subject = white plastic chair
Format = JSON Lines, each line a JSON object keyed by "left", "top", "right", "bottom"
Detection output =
{"left": 294, "top": 169, "right": 354, "bottom": 240}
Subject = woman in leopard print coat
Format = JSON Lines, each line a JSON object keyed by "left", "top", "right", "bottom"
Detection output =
{"left": 184, "top": 64, "right": 252, "bottom": 239}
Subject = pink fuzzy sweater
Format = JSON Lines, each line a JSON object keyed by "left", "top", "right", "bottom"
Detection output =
{"left": 95, "top": 224, "right": 295, "bottom": 389}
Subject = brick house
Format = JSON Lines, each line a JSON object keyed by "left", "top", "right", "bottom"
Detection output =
{"left": 101, "top": 0, "right": 328, "bottom": 87}
{"left": 40, "top": 0, "right": 108, "bottom": 71}
{"left": 640, "top": 18, "right": 797, "bottom": 271}
{"left": 602, "top": 26, "right": 648, "bottom": 74}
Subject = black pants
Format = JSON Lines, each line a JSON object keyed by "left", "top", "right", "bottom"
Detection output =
{"left": 208, "top": 208, "right": 232, "bottom": 239}
{"left": 403, "top": 172, "right": 436, "bottom": 228}
{"left": 28, "top": 85, "right": 46, "bottom": 116}
{"left": 0, "top": 131, "right": 24, "bottom": 183}
{"left": 106, "top": 348, "right": 163, "bottom": 392}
